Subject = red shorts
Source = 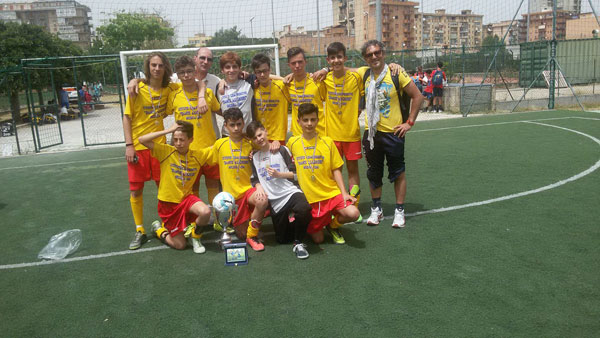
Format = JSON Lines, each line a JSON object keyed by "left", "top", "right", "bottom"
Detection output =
{"left": 334, "top": 141, "right": 362, "bottom": 161}
{"left": 128, "top": 149, "right": 161, "bottom": 190}
{"left": 193, "top": 164, "right": 220, "bottom": 186}
{"left": 232, "top": 187, "right": 270, "bottom": 227}
{"left": 157, "top": 194, "right": 203, "bottom": 237}
{"left": 307, "top": 194, "right": 349, "bottom": 234}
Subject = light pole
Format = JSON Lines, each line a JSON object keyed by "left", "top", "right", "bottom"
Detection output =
{"left": 99, "top": 47, "right": 106, "bottom": 86}
{"left": 249, "top": 16, "right": 255, "bottom": 44}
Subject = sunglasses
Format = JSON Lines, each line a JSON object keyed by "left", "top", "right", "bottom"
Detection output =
{"left": 364, "top": 50, "right": 383, "bottom": 58}
{"left": 198, "top": 56, "right": 213, "bottom": 62}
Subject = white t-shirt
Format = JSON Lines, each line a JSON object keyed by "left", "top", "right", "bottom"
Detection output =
{"left": 219, "top": 79, "right": 253, "bottom": 135}
{"left": 251, "top": 147, "right": 302, "bottom": 213}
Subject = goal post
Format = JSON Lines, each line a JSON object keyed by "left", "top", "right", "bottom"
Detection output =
{"left": 118, "top": 44, "right": 280, "bottom": 95}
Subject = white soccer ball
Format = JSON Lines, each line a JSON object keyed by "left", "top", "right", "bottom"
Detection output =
{"left": 212, "top": 191, "right": 235, "bottom": 213}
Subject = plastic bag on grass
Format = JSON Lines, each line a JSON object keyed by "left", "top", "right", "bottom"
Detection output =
{"left": 38, "top": 229, "right": 82, "bottom": 260}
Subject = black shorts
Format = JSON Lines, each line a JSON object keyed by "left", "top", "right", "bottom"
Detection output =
{"left": 433, "top": 87, "right": 443, "bottom": 97}
{"left": 362, "top": 130, "right": 405, "bottom": 190}
{"left": 270, "top": 192, "right": 312, "bottom": 244}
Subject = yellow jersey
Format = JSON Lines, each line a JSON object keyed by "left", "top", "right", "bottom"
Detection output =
{"left": 287, "top": 135, "right": 344, "bottom": 204}
{"left": 319, "top": 71, "right": 364, "bottom": 142}
{"left": 287, "top": 74, "right": 326, "bottom": 137}
{"left": 357, "top": 66, "right": 412, "bottom": 133}
{"left": 125, "top": 81, "right": 180, "bottom": 150}
{"left": 168, "top": 87, "right": 220, "bottom": 150}
{"left": 208, "top": 137, "right": 253, "bottom": 200}
{"left": 254, "top": 79, "right": 290, "bottom": 142}
{"left": 151, "top": 142, "right": 211, "bottom": 203}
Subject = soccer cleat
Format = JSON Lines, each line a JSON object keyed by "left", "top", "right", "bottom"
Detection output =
{"left": 128, "top": 231, "right": 147, "bottom": 250}
{"left": 246, "top": 236, "right": 265, "bottom": 251}
{"left": 191, "top": 237, "right": 206, "bottom": 254}
{"left": 214, "top": 221, "right": 235, "bottom": 234}
{"left": 326, "top": 225, "right": 346, "bottom": 245}
{"left": 151, "top": 220, "right": 162, "bottom": 237}
{"left": 366, "top": 206, "right": 383, "bottom": 226}
{"left": 292, "top": 242, "right": 309, "bottom": 259}
{"left": 392, "top": 208, "right": 406, "bottom": 228}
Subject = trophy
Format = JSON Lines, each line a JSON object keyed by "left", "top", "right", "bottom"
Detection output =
{"left": 212, "top": 191, "right": 248, "bottom": 266}
{"left": 212, "top": 192, "right": 237, "bottom": 249}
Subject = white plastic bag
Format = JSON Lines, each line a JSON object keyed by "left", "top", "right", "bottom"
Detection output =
{"left": 38, "top": 229, "right": 82, "bottom": 260}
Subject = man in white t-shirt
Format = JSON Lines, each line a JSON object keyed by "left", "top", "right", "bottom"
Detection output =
{"left": 246, "top": 121, "right": 312, "bottom": 259}
{"left": 217, "top": 51, "right": 255, "bottom": 136}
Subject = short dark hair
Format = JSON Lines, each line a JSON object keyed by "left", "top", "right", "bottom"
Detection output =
{"left": 327, "top": 42, "right": 346, "bottom": 57}
{"left": 175, "top": 120, "right": 194, "bottom": 138}
{"left": 361, "top": 40, "right": 385, "bottom": 57}
{"left": 251, "top": 53, "right": 271, "bottom": 71}
{"left": 287, "top": 47, "right": 306, "bottom": 61}
{"left": 143, "top": 51, "right": 173, "bottom": 88}
{"left": 223, "top": 107, "right": 244, "bottom": 123}
{"left": 246, "top": 121, "right": 265, "bottom": 138}
{"left": 174, "top": 55, "right": 195, "bottom": 73}
{"left": 437, "top": 61, "right": 444, "bottom": 68}
{"left": 297, "top": 103, "right": 318, "bottom": 119}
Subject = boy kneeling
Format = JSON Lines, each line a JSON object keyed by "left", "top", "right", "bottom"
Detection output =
{"left": 139, "top": 121, "right": 212, "bottom": 253}
{"left": 287, "top": 103, "right": 360, "bottom": 244}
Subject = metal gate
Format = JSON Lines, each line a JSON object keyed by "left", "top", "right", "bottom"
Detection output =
{"left": 22, "top": 63, "right": 63, "bottom": 151}
{"left": 73, "top": 56, "right": 125, "bottom": 146}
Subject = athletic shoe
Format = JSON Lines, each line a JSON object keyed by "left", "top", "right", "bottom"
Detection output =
{"left": 246, "top": 237, "right": 265, "bottom": 251}
{"left": 191, "top": 237, "right": 206, "bottom": 254}
{"left": 392, "top": 208, "right": 406, "bottom": 228}
{"left": 366, "top": 206, "right": 383, "bottom": 226}
{"left": 214, "top": 221, "right": 235, "bottom": 234}
{"left": 151, "top": 220, "right": 162, "bottom": 237}
{"left": 326, "top": 225, "right": 346, "bottom": 245}
{"left": 292, "top": 242, "right": 309, "bottom": 259}
{"left": 128, "top": 231, "right": 147, "bottom": 250}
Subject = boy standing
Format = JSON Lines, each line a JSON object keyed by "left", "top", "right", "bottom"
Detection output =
{"left": 138, "top": 121, "right": 212, "bottom": 253}
{"left": 320, "top": 42, "right": 364, "bottom": 217}
{"left": 286, "top": 47, "right": 326, "bottom": 137}
{"left": 208, "top": 108, "right": 269, "bottom": 251}
{"left": 168, "top": 56, "right": 221, "bottom": 203}
{"left": 287, "top": 103, "right": 360, "bottom": 244}
{"left": 431, "top": 62, "right": 446, "bottom": 112}
{"left": 251, "top": 53, "right": 290, "bottom": 149}
{"left": 217, "top": 52, "right": 255, "bottom": 135}
{"left": 123, "top": 52, "right": 180, "bottom": 250}
{"left": 246, "top": 121, "right": 312, "bottom": 259}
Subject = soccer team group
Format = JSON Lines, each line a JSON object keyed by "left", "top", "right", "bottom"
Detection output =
{"left": 124, "top": 39, "right": 424, "bottom": 259}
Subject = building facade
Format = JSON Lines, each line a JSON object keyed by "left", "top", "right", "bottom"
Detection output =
{"left": 0, "top": 0, "right": 92, "bottom": 49}
{"left": 187, "top": 33, "right": 211, "bottom": 47}
{"left": 278, "top": 24, "right": 354, "bottom": 55}
{"left": 565, "top": 13, "right": 600, "bottom": 39}
{"left": 529, "top": 0, "right": 581, "bottom": 13}
{"left": 415, "top": 9, "right": 483, "bottom": 49}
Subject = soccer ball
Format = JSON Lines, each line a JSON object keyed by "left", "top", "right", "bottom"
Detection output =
{"left": 212, "top": 191, "right": 235, "bottom": 213}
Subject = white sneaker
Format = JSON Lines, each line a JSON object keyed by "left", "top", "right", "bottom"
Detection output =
{"left": 392, "top": 208, "right": 406, "bottom": 228}
{"left": 191, "top": 237, "right": 206, "bottom": 254}
{"left": 292, "top": 242, "right": 309, "bottom": 259}
{"left": 366, "top": 206, "right": 383, "bottom": 226}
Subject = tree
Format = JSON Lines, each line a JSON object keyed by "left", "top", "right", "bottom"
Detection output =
{"left": 207, "top": 26, "right": 274, "bottom": 47}
{"left": 0, "top": 22, "right": 82, "bottom": 122}
{"left": 96, "top": 12, "right": 175, "bottom": 53}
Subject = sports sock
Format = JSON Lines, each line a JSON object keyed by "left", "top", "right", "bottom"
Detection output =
{"left": 372, "top": 198, "right": 382, "bottom": 209}
{"left": 207, "top": 187, "right": 219, "bottom": 205}
{"left": 246, "top": 219, "right": 261, "bottom": 238}
{"left": 155, "top": 224, "right": 167, "bottom": 239}
{"left": 130, "top": 194, "right": 144, "bottom": 233}
{"left": 192, "top": 222, "right": 204, "bottom": 239}
{"left": 396, "top": 203, "right": 404, "bottom": 211}
{"left": 330, "top": 215, "right": 343, "bottom": 229}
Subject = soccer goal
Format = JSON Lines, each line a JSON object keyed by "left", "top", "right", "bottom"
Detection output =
{"left": 118, "top": 44, "right": 280, "bottom": 95}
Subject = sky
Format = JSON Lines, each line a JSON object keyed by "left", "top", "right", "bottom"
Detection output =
{"left": 5, "top": 0, "right": 599, "bottom": 46}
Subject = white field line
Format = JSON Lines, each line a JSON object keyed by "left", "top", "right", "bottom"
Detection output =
{"left": 1, "top": 118, "right": 598, "bottom": 270}
{"left": 0, "top": 157, "right": 123, "bottom": 171}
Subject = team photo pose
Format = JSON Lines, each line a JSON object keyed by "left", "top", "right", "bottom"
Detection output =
{"left": 247, "top": 121, "right": 312, "bottom": 259}
{"left": 138, "top": 121, "right": 212, "bottom": 253}
{"left": 208, "top": 108, "right": 269, "bottom": 251}
{"left": 123, "top": 52, "right": 180, "bottom": 250}
{"left": 217, "top": 52, "right": 255, "bottom": 136}
{"left": 168, "top": 55, "right": 221, "bottom": 203}
{"left": 357, "top": 40, "right": 423, "bottom": 228}
{"left": 287, "top": 103, "right": 360, "bottom": 244}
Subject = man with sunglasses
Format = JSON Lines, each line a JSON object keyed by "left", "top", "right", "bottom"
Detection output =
{"left": 357, "top": 40, "right": 423, "bottom": 229}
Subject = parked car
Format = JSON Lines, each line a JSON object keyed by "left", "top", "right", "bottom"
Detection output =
{"left": 62, "top": 86, "right": 78, "bottom": 103}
